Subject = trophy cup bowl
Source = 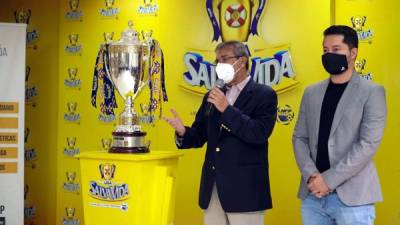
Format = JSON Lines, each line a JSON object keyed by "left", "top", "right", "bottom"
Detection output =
{"left": 105, "top": 23, "right": 151, "bottom": 153}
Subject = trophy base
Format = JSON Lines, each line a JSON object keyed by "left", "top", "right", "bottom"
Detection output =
{"left": 109, "top": 131, "right": 150, "bottom": 154}
{"left": 109, "top": 146, "right": 149, "bottom": 154}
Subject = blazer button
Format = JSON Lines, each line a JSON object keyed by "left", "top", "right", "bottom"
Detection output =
{"left": 212, "top": 166, "right": 215, "bottom": 170}
{"left": 216, "top": 147, "right": 220, "bottom": 152}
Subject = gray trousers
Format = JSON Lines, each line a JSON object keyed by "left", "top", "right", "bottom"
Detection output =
{"left": 204, "top": 184, "right": 265, "bottom": 225}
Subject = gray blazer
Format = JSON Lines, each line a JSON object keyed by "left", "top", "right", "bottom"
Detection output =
{"left": 292, "top": 72, "right": 387, "bottom": 206}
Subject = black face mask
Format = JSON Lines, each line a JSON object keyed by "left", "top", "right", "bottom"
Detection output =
{"left": 322, "top": 53, "right": 349, "bottom": 75}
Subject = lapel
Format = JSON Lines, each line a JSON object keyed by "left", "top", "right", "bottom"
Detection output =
{"left": 329, "top": 72, "right": 361, "bottom": 138}
{"left": 313, "top": 79, "right": 330, "bottom": 141}
{"left": 233, "top": 78, "right": 256, "bottom": 110}
{"left": 216, "top": 78, "right": 256, "bottom": 140}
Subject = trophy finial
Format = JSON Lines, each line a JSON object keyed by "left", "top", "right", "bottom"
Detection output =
{"left": 120, "top": 20, "right": 138, "bottom": 42}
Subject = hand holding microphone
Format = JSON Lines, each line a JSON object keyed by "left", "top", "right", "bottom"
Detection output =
{"left": 206, "top": 79, "right": 229, "bottom": 115}
{"left": 206, "top": 59, "right": 237, "bottom": 116}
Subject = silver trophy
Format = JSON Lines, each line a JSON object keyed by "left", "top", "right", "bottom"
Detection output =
{"left": 104, "top": 21, "right": 152, "bottom": 153}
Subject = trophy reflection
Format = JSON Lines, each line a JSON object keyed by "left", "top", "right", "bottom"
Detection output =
{"left": 104, "top": 22, "right": 153, "bottom": 153}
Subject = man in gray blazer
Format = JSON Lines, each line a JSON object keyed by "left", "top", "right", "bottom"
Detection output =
{"left": 292, "top": 25, "right": 386, "bottom": 225}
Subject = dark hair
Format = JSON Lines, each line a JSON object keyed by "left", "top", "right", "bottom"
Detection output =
{"left": 323, "top": 25, "right": 358, "bottom": 49}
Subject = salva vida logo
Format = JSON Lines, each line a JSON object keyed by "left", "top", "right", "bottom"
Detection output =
{"left": 355, "top": 58, "right": 373, "bottom": 81}
{"left": 64, "top": 137, "right": 80, "bottom": 157}
{"left": 65, "top": 34, "right": 82, "bottom": 55}
{"left": 64, "top": 102, "right": 81, "bottom": 123}
{"left": 24, "top": 128, "right": 38, "bottom": 169}
{"left": 14, "top": 9, "right": 39, "bottom": 49}
{"left": 63, "top": 171, "right": 80, "bottom": 193}
{"left": 138, "top": 0, "right": 159, "bottom": 16}
{"left": 89, "top": 163, "right": 129, "bottom": 201}
{"left": 63, "top": 207, "right": 80, "bottom": 225}
{"left": 181, "top": 0, "right": 298, "bottom": 95}
{"left": 100, "top": 0, "right": 120, "bottom": 18}
{"left": 66, "top": 0, "right": 83, "bottom": 21}
{"left": 25, "top": 66, "right": 38, "bottom": 107}
{"left": 351, "top": 16, "right": 373, "bottom": 43}
{"left": 24, "top": 185, "right": 37, "bottom": 222}
{"left": 64, "top": 68, "right": 82, "bottom": 89}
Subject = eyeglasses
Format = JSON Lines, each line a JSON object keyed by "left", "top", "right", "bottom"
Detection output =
{"left": 215, "top": 55, "right": 239, "bottom": 64}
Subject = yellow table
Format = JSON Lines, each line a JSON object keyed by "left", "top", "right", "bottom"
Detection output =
{"left": 76, "top": 150, "right": 184, "bottom": 225}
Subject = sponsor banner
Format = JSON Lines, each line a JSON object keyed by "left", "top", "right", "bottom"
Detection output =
{"left": 0, "top": 22, "right": 26, "bottom": 225}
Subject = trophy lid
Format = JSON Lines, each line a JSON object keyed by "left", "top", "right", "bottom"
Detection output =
{"left": 113, "top": 20, "right": 142, "bottom": 46}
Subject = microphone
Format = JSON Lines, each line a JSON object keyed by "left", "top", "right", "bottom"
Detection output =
{"left": 206, "top": 79, "right": 226, "bottom": 116}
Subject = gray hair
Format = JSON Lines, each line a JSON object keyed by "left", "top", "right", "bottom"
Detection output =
{"left": 215, "top": 41, "right": 250, "bottom": 69}
{"left": 215, "top": 41, "right": 250, "bottom": 58}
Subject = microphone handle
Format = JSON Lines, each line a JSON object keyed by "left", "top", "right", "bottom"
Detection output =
{"left": 205, "top": 85, "right": 226, "bottom": 116}
{"left": 205, "top": 103, "right": 213, "bottom": 116}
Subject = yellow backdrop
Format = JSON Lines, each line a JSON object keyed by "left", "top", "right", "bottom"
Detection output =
{"left": 0, "top": 0, "right": 399, "bottom": 225}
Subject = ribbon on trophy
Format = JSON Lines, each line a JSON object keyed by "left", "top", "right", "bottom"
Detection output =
{"left": 206, "top": 0, "right": 267, "bottom": 41}
{"left": 148, "top": 39, "right": 168, "bottom": 122}
{"left": 91, "top": 44, "right": 118, "bottom": 117}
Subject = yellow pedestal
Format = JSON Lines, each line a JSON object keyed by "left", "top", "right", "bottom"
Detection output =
{"left": 76, "top": 151, "right": 184, "bottom": 225}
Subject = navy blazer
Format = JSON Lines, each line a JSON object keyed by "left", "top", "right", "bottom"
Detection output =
{"left": 178, "top": 79, "right": 278, "bottom": 212}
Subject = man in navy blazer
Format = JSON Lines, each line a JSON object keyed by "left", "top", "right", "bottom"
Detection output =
{"left": 164, "top": 41, "right": 277, "bottom": 225}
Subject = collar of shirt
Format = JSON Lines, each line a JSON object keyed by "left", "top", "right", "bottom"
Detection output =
{"left": 225, "top": 76, "right": 251, "bottom": 105}
{"left": 231, "top": 75, "right": 250, "bottom": 91}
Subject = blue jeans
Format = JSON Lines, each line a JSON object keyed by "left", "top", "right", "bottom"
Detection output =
{"left": 301, "top": 192, "right": 375, "bottom": 225}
